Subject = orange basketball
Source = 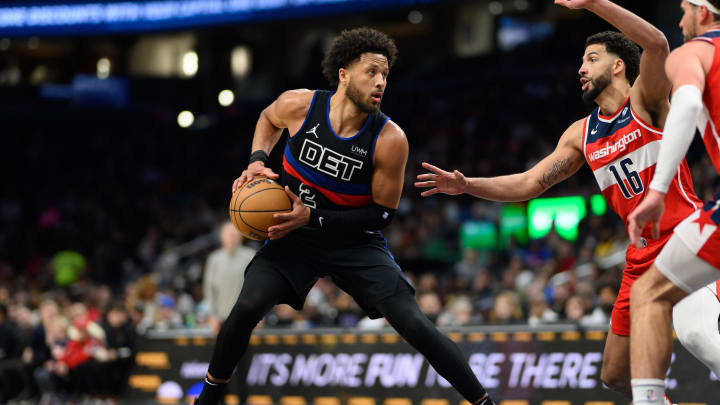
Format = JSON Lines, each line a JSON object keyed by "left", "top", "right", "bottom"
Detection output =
{"left": 229, "top": 177, "right": 292, "bottom": 240}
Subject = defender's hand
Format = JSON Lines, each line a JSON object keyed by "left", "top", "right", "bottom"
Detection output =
{"left": 628, "top": 190, "right": 666, "bottom": 248}
{"left": 414, "top": 162, "right": 468, "bottom": 197}
{"left": 268, "top": 186, "right": 310, "bottom": 239}
{"left": 232, "top": 161, "right": 279, "bottom": 193}
{"left": 554, "top": 0, "right": 596, "bottom": 10}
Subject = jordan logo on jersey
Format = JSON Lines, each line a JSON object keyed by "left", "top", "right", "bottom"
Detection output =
{"left": 306, "top": 123, "right": 320, "bottom": 138}
{"left": 299, "top": 138, "right": 364, "bottom": 181}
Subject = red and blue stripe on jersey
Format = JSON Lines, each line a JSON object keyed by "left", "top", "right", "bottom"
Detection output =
{"left": 282, "top": 143, "right": 373, "bottom": 207}
{"left": 583, "top": 97, "right": 701, "bottom": 238}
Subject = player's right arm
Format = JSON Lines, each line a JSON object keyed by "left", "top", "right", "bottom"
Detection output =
{"left": 629, "top": 42, "right": 709, "bottom": 247}
{"left": 415, "top": 119, "right": 586, "bottom": 201}
{"left": 232, "top": 89, "right": 314, "bottom": 192}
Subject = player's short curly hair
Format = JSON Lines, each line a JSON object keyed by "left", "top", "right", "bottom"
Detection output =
{"left": 586, "top": 31, "right": 641, "bottom": 85}
{"left": 322, "top": 27, "right": 398, "bottom": 87}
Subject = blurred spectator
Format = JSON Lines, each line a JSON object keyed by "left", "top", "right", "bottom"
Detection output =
{"left": 203, "top": 222, "right": 255, "bottom": 335}
{"left": 527, "top": 292, "right": 559, "bottom": 326}
{"left": 417, "top": 291, "right": 443, "bottom": 324}
{"left": 99, "top": 302, "right": 137, "bottom": 397}
{"left": 489, "top": 291, "right": 523, "bottom": 324}
{"left": 0, "top": 303, "right": 29, "bottom": 402}
{"left": 437, "top": 296, "right": 476, "bottom": 327}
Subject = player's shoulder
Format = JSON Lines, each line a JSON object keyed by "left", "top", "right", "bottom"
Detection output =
{"left": 377, "top": 119, "right": 407, "bottom": 147}
{"left": 274, "top": 89, "right": 315, "bottom": 117}
{"left": 670, "top": 39, "right": 713, "bottom": 62}
{"left": 667, "top": 40, "right": 714, "bottom": 75}
{"left": 563, "top": 118, "right": 587, "bottom": 139}
{"left": 374, "top": 119, "right": 408, "bottom": 159}
{"left": 557, "top": 118, "right": 586, "bottom": 150}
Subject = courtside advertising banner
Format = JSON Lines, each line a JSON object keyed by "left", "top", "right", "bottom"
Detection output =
{"left": 128, "top": 329, "right": 717, "bottom": 404}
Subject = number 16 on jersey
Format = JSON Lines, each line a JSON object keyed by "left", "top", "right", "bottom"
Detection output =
{"left": 608, "top": 158, "right": 644, "bottom": 199}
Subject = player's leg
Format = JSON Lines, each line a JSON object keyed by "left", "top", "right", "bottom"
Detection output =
{"left": 376, "top": 283, "right": 495, "bottom": 405}
{"left": 600, "top": 332, "right": 631, "bottom": 397}
{"left": 673, "top": 282, "right": 720, "bottom": 377}
{"left": 600, "top": 272, "right": 633, "bottom": 398}
{"left": 630, "top": 232, "right": 719, "bottom": 405}
{"left": 196, "top": 256, "right": 297, "bottom": 405}
{"left": 330, "top": 242, "right": 494, "bottom": 404}
{"left": 629, "top": 265, "right": 687, "bottom": 404}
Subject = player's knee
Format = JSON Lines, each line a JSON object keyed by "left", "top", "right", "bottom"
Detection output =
{"left": 230, "top": 297, "right": 267, "bottom": 324}
{"left": 600, "top": 367, "right": 629, "bottom": 393}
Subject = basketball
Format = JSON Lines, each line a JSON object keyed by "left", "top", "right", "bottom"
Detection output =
{"left": 229, "top": 177, "right": 292, "bottom": 240}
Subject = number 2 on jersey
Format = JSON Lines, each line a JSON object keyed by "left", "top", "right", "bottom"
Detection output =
{"left": 608, "top": 158, "right": 644, "bottom": 199}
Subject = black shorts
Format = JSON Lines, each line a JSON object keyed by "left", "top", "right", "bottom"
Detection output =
{"left": 244, "top": 230, "right": 414, "bottom": 319}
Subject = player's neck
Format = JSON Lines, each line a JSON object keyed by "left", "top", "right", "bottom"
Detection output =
{"left": 328, "top": 91, "right": 370, "bottom": 137}
{"left": 699, "top": 22, "right": 720, "bottom": 35}
{"left": 595, "top": 83, "right": 630, "bottom": 117}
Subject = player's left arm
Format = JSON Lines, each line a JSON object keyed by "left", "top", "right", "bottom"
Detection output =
{"left": 267, "top": 122, "right": 408, "bottom": 239}
{"left": 370, "top": 121, "right": 408, "bottom": 209}
{"left": 558, "top": 0, "right": 671, "bottom": 113}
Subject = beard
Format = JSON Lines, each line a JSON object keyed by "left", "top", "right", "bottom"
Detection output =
{"left": 683, "top": 20, "right": 698, "bottom": 42}
{"left": 581, "top": 67, "right": 612, "bottom": 106}
{"left": 346, "top": 80, "right": 378, "bottom": 114}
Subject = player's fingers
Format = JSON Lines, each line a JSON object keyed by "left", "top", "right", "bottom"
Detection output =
{"left": 273, "top": 212, "right": 292, "bottom": 221}
{"left": 416, "top": 173, "right": 437, "bottom": 180}
{"left": 268, "top": 222, "right": 290, "bottom": 233}
{"left": 270, "top": 230, "right": 289, "bottom": 240}
{"left": 284, "top": 186, "right": 300, "bottom": 201}
{"left": 414, "top": 181, "right": 435, "bottom": 188}
{"left": 421, "top": 162, "right": 444, "bottom": 174}
{"left": 235, "top": 175, "right": 247, "bottom": 191}
{"left": 265, "top": 169, "right": 280, "bottom": 179}
{"left": 420, "top": 188, "right": 439, "bottom": 197}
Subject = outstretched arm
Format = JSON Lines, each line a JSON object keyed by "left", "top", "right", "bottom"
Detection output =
{"left": 557, "top": 0, "right": 671, "bottom": 109}
{"left": 415, "top": 119, "right": 586, "bottom": 202}
{"left": 628, "top": 43, "right": 708, "bottom": 247}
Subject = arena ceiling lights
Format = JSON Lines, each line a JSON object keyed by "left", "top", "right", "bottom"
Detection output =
{"left": 0, "top": 0, "right": 438, "bottom": 37}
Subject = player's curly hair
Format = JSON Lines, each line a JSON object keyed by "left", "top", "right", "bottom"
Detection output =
{"left": 322, "top": 27, "right": 398, "bottom": 87}
{"left": 586, "top": 31, "right": 641, "bottom": 85}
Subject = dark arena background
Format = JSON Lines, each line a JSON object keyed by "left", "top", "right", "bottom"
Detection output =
{"left": 0, "top": 1, "right": 717, "bottom": 404}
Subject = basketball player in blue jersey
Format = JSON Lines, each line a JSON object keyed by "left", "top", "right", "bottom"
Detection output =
{"left": 195, "top": 28, "right": 496, "bottom": 405}
{"left": 417, "top": 2, "right": 690, "bottom": 404}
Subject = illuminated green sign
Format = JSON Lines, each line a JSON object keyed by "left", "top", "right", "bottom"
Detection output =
{"left": 590, "top": 194, "right": 607, "bottom": 216}
{"left": 527, "top": 196, "right": 587, "bottom": 241}
{"left": 499, "top": 204, "right": 528, "bottom": 247}
{"left": 459, "top": 194, "right": 609, "bottom": 247}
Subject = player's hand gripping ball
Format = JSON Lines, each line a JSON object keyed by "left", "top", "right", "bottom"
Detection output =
{"left": 229, "top": 177, "right": 292, "bottom": 240}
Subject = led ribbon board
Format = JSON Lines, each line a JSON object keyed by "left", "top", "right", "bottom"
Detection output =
{"left": 0, "top": 0, "right": 437, "bottom": 37}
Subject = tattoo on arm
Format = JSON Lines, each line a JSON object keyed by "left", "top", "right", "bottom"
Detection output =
{"left": 538, "top": 158, "right": 571, "bottom": 189}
